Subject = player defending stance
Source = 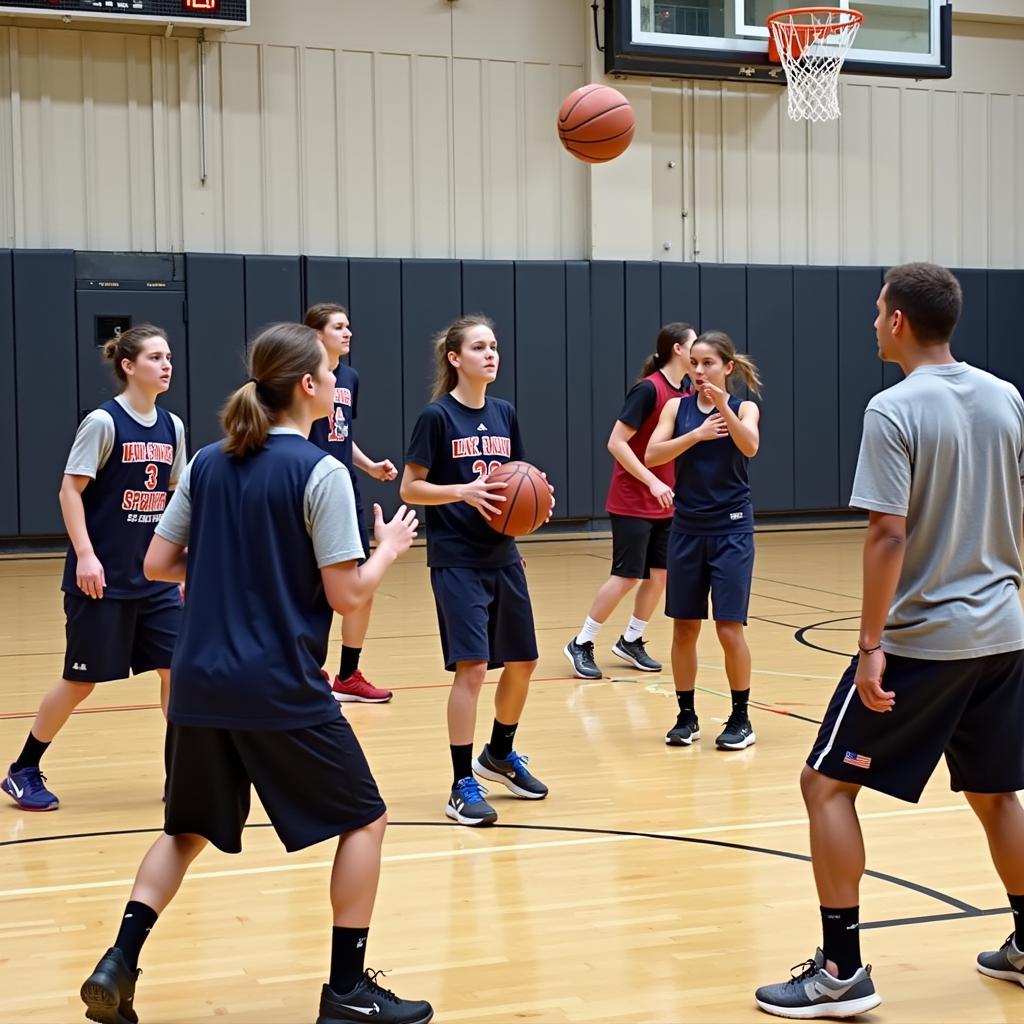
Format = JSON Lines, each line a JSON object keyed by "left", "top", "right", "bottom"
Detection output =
{"left": 3, "top": 325, "right": 185, "bottom": 811}
{"left": 565, "top": 322, "right": 695, "bottom": 679}
{"left": 756, "top": 263, "right": 1024, "bottom": 1017}
{"left": 401, "top": 315, "right": 551, "bottom": 827}
{"left": 79, "top": 324, "right": 431, "bottom": 1024}
{"left": 305, "top": 302, "right": 398, "bottom": 703}
{"left": 647, "top": 331, "right": 761, "bottom": 751}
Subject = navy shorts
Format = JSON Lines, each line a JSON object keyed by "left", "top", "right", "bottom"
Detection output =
{"left": 355, "top": 497, "right": 370, "bottom": 563}
{"left": 610, "top": 514, "right": 671, "bottom": 579}
{"left": 665, "top": 530, "right": 754, "bottom": 623}
{"left": 430, "top": 563, "right": 539, "bottom": 671}
{"left": 63, "top": 588, "right": 182, "bottom": 683}
{"left": 808, "top": 650, "right": 1024, "bottom": 803}
{"left": 164, "top": 712, "right": 386, "bottom": 854}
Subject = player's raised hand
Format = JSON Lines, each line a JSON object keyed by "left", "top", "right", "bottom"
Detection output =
{"left": 699, "top": 379, "right": 729, "bottom": 412}
{"left": 854, "top": 649, "right": 894, "bottom": 712}
{"left": 76, "top": 552, "right": 106, "bottom": 600}
{"left": 369, "top": 459, "right": 398, "bottom": 482}
{"left": 373, "top": 503, "right": 418, "bottom": 556}
{"left": 459, "top": 476, "right": 508, "bottom": 521}
{"left": 539, "top": 470, "right": 556, "bottom": 522}
{"left": 648, "top": 478, "right": 674, "bottom": 508}
{"left": 693, "top": 412, "right": 729, "bottom": 443}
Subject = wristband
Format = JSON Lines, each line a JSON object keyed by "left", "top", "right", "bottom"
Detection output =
{"left": 857, "top": 643, "right": 882, "bottom": 655}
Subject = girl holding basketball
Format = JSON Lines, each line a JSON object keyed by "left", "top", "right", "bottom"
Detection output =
{"left": 646, "top": 330, "right": 762, "bottom": 751}
{"left": 565, "top": 322, "right": 695, "bottom": 679}
{"left": 2, "top": 325, "right": 185, "bottom": 811}
{"left": 305, "top": 302, "right": 398, "bottom": 704}
{"left": 400, "top": 315, "right": 552, "bottom": 826}
{"left": 80, "top": 323, "right": 431, "bottom": 1024}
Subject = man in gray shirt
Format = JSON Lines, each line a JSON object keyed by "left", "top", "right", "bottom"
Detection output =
{"left": 756, "top": 263, "right": 1024, "bottom": 1018}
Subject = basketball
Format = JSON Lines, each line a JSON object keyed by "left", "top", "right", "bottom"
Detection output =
{"left": 557, "top": 84, "right": 635, "bottom": 164}
{"left": 485, "top": 461, "right": 553, "bottom": 537}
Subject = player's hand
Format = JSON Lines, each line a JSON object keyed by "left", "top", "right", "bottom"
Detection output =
{"left": 459, "top": 477, "right": 508, "bottom": 521}
{"left": 76, "top": 552, "right": 106, "bottom": 600}
{"left": 648, "top": 479, "right": 674, "bottom": 508}
{"left": 854, "top": 649, "right": 894, "bottom": 712}
{"left": 540, "top": 471, "right": 556, "bottom": 523}
{"left": 373, "top": 503, "right": 418, "bottom": 556}
{"left": 699, "top": 380, "right": 729, "bottom": 411}
{"left": 368, "top": 459, "right": 398, "bottom": 482}
{"left": 693, "top": 413, "right": 729, "bottom": 443}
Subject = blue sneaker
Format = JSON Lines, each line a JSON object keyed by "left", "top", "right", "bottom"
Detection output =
{"left": 445, "top": 776, "right": 497, "bottom": 826}
{"left": 473, "top": 746, "right": 549, "bottom": 799}
{"left": 2, "top": 763, "right": 59, "bottom": 811}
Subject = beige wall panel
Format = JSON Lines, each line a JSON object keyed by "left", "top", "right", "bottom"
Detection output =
{"left": 747, "top": 87, "right": 782, "bottom": 265}
{"left": 651, "top": 83, "right": 684, "bottom": 262}
{"left": 522, "top": 62, "right": 560, "bottom": 259}
{"left": 899, "top": 87, "right": 931, "bottom": 263}
{"left": 1018, "top": 97, "right": 1024, "bottom": 266}
{"left": 125, "top": 35, "right": 156, "bottom": 252}
{"left": 807, "top": 117, "right": 840, "bottom": 265}
{"left": 300, "top": 48, "right": 340, "bottom": 257}
{"left": 452, "top": 0, "right": 583, "bottom": 66}
{"left": 960, "top": 92, "right": 989, "bottom": 268}
{"left": 778, "top": 106, "right": 808, "bottom": 265}
{"left": 692, "top": 81, "right": 723, "bottom": 262}
{"left": 720, "top": 85, "right": 748, "bottom": 263}
{"left": 482, "top": 60, "right": 521, "bottom": 259}
{"left": 987, "top": 93, "right": 1015, "bottom": 268}
{"left": 261, "top": 44, "right": 302, "bottom": 255}
{"left": 181, "top": 38, "right": 223, "bottom": 253}
{"left": 838, "top": 83, "right": 872, "bottom": 265}
{"left": 557, "top": 63, "right": 586, "bottom": 259}
{"left": 0, "top": 28, "right": 14, "bottom": 247}
{"left": 411, "top": 55, "right": 453, "bottom": 257}
{"left": 338, "top": 50, "right": 378, "bottom": 257}
{"left": 160, "top": 38, "right": 186, "bottom": 253}
{"left": 219, "top": 43, "right": 263, "bottom": 253}
{"left": 870, "top": 86, "right": 902, "bottom": 267}
{"left": 930, "top": 90, "right": 961, "bottom": 267}
{"left": 452, "top": 58, "right": 485, "bottom": 259}
{"left": 375, "top": 53, "right": 415, "bottom": 257}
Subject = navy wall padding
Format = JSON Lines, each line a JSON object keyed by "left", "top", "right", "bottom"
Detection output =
{"left": 660, "top": 262, "right": 700, "bottom": 329}
{"left": 564, "top": 262, "right": 592, "bottom": 519}
{"left": 987, "top": 271, "right": 1024, "bottom": 395}
{"left": 14, "top": 250, "right": 77, "bottom": 535}
{"left": 348, "top": 259, "right": 404, "bottom": 517}
{"left": 837, "top": 268, "right": 885, "bottom": 504}
{"left": 950, "top": 268, "right": 988, "bottom": 371}
{"left": 303, "top": 256, "right": 349, "bottom": 313}
{"left": 462, "top": 261, "right": 516, "bottom": 404}
{"left": 625, "top": 261, "right": 663, "bottom": 382}
{"left": 0, "top": 252, "right": 18, "bottom": 535}
{"left": 746, "top": 266, "right": 794, "bottom": 512}
{"left": 589, "top": 262, "right": 626, "bottom": 514}
{"left": 515, "top": 263, "right": 567, "bottom": 510}
{"left": 185, "top": 253, "right": 246, "bottom": 451}
{"left": 244, "top": 255, "right": 302, "bottom": 338}
{"left": 792, "top": 267, "right": 839, "bottom": 510}
{"left": 700, "top": 264, "right": 747, "bottom": 346}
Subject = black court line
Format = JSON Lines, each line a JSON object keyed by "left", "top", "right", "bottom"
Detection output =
{"left": 795, "top": 615, "right": 861, "bottom": 658}
{"left": 0, "top": 820, "right": 994, "bottom": 929}
{"left": 752, "top": 574, "right": 861, "bottom": 603}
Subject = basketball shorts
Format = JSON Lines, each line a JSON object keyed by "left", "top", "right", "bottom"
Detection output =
{"left": 164, "top": 712, "right": 386, "bottom": 853}
{"left": 610, "top": 514, "right": 671, "bottom": 580}
{"left": 63, "top": 588, "right": 182, "bottom": 683}
{"left": 808, "top": 650, "right": 1024, "bottom": 802}
{"left": 664, "top": 530, "right": 755, "bottom": 623}
{"left": 430, "top": 563, "right": 539, "bottom": 672}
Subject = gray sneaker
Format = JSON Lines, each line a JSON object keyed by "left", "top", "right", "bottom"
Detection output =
{"left": 610, "top": 635, "right": 662, "bottom": 672}
{"left": 977, "top": 934, "right": 1024, "bottom": 987}
{"left": 755, "top": 949, "right": 881, "bottom": 1019}
{"left": 564, "top": 637, "right": 602, "bottom": 679}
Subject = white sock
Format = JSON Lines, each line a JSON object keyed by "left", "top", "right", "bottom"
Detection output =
{"left": 624, "top": 616, "right": 648, "bottom": 643}
{"left": 576, "top": 617, "right": 602, "bottom": 646}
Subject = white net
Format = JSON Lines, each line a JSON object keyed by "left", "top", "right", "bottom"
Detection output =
{"left": 768, "top": 8, "right": 862, "bottom": 123}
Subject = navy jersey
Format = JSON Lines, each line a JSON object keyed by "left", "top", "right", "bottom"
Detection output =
{"left": 406, "top": 393, "right": 525, "bottom": 568}
{"left": 309, "top": 363, "right": 359, "bottom": 474}
{"left": 166, "top": 434, "right": 346, "bottom": 730}
{"left": 672, "top": 394, "right": 754, "bottom": 535}
{"left": 62, "top": 399, "right": 178, "bottom": 599}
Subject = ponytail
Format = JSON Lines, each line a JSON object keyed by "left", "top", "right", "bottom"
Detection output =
{"left": 430, "top": 314, "right": 495, "bottom": 400}
{"left": 638, "top": 321, "right": 697, "bottom": 380}
{"left": 221, "top": 322, "right": 322, "bottom": 458}
{"left": 692, "top": 330, "right": 762, "bottom": 397}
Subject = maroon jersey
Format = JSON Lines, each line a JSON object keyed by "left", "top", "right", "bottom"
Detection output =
{"left": 605, "top": 370, "right": 689, "bottom": 519}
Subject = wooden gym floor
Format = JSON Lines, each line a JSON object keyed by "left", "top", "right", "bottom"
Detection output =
{"left": 0, "top": 528, "right": 1021, "bottom": 1023}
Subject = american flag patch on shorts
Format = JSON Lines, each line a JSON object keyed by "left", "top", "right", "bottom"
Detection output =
{"left": 843, "top": 751, "right": 872, "bottom": 769}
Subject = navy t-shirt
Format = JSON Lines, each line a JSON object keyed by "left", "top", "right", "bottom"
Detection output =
{"left": 672, "top": 394, "right": 754, "bottom": 535}
{"left": 405, "top": 393, "right": 525, "bottom": 568}
{"left": 309, "top": 363, "right": 362, "bottom": 508}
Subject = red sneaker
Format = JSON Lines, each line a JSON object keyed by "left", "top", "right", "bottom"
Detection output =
{"left": 331, "top": 669, "right": 393, "bottom": 704}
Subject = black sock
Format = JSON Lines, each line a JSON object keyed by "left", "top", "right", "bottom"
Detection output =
{"left": 13, "top": 732, "right": 50, "bottom": 772}
{"left": 113, "top": 900, "right": 159, "bottom": 971}
{"left": 450, "top": 744, "right": 473, "bottom": 786}
{"left": 339, "top": 646, "right": 362, "bottom": 681}
{"left": 488, "top": 719, "right": 518, "bottom": 760}
{"left": 329, "top": 925, "right": 369, "bottom": 995}
{"left": 820, "top": 905, "right": 862, "bottom": 978}
{"left": 1009, "top": 894, "right": 1024, "bottom": 948}
{"left": 731, "top": 689, "right": 751, "bottom": 718}
{"left": 675, "top": 690, "right": 695, "bottom": 716}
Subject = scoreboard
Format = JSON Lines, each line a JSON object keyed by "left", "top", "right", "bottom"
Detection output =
{"left": 0, "top": 0, "right": 249, "bottom": 27}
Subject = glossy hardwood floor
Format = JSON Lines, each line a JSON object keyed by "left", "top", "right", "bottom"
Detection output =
{"left": 0, "top": 528, "right": 1021, "bottom": 1023}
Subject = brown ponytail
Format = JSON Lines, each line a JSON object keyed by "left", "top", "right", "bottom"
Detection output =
{"left": 638, "top": 321, "right": 697, "bottom": 380}
{"left": 221, "top": 322, "right": 322, "bottom": 458}
{"left": 430, "top": 314, "right": 495, "bottom": 401}
{"left": 102, "top": 324, "right": 168, "bottom": 387}
{"left": 692, "top": 330, "right": 763, "bottom": 397}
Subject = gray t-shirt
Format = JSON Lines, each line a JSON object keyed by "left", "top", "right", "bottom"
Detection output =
{"left": 65, "top": 395, "right": 187, "bottom": 484}
{"left": 851, "top": 362, "right": 1024, "bottom": 660}
{"left": 156, "top": 427, "right": 365, "bottom": 567}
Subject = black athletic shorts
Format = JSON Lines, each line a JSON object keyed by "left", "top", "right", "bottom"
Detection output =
{"left": 610, "top": 514, "right": 671, "bottom": 580}
{"left": 63, "top": 588, "right": 182, "bottom": 683}
{"left": 163, "top": 713, "right": 387, "bottom": 853}
{"left": 808, "top": 650, "right": 1024, "bottom": 803}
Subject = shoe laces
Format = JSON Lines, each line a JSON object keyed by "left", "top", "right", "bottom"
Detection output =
{"left": 786, "top": 959, "right": 822, "bottom": 986}
{"left": 577, "top": 641, "right": 597, "bottom": 663}
{"left": 347, "top": 669, "right": 368, "bottom": 685}
{"left": 361, "top": 968, "right": 401, "bottom": 1004}
{"left": 454, "top": 777, "right": 489, "bottom": 803}
{"left": 18, "top": 766, "right": 49, "bottom": 793}
{"left": 723, "top": 711, "right": 749, "bottom": 731}
{"left": 505, "top": 750, "right": 530, "bottom": 775}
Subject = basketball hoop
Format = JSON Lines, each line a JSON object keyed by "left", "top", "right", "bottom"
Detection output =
{"left": 766, "top": 7, "right": 863, "bottom": 123}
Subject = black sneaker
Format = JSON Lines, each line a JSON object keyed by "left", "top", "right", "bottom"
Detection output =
{"left": 610, "top": 635, "right": 662, "bottom": 672}
{"left": 564, "top": 637, "right": 602, "bottom": 679}
{"left": 977, "top": 933, "right": 1024, "bottom": 987}
{"left": 473, "top": 745, "right": 548, "bottom": 799}
{"left": 754, "top": 948, "right": 881, "bottom": 1018}
{"left": 317, "top": 970, "right": 433, "bottom": 1024}
{"left": 445, "top": 776, "right": 498, "bottom": 826}
{"left": 716, "top": 714, "right": 756, "bottom": 750}
{"left": 666, "top": 712, "right": 700, "bottom": 746}
{"left": 80, "top": 947, "right": 140, "bottom": 1024}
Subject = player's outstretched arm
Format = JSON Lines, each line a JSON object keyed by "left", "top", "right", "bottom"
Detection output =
{"left": 352, "top": 442, "right": 398, "bottom": 481}
{"left": 144, "top": 535, "right": 188, "bottom": 584}
{"left": 399, "top": 462, "right": 507, "bottom": 519}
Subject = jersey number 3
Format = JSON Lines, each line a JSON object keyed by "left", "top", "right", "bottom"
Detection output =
{"left": 143, "top": 463, "right": 159, "bottom": 491}
{"left": 472, "top": 459, "right": 503, "bottom": 479}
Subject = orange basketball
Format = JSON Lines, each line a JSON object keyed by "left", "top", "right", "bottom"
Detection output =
{"left": 485, "top": 461, "right": 553, "bottom": 537}
{"left": 557, "top": 84, "right": 635, "bottom": 164}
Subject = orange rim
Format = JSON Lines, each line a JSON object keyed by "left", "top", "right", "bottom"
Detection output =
{"left": 766, "top": 7, "right": 862, "bottom": 62}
